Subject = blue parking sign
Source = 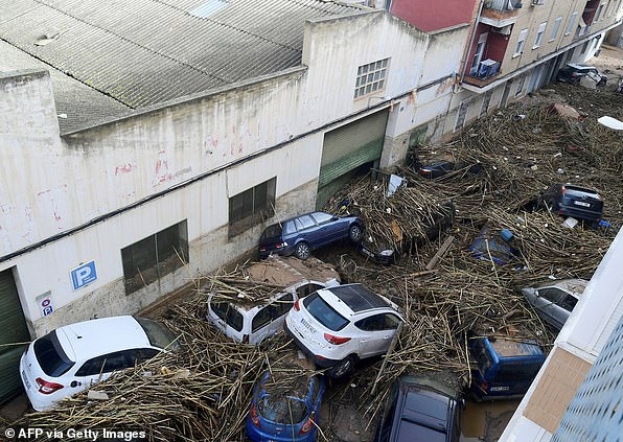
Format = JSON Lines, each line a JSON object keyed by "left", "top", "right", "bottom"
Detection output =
{"left": 70, "top": 261, "right": 97, "bottom": 290}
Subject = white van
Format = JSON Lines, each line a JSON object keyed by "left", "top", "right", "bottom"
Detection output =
{"left": 205, "top": 256, "right": 340, "bottom": 345}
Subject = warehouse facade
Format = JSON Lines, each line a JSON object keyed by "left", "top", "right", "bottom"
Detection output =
{"left": 0, "top": 1, "right": 469, "bottom": 401}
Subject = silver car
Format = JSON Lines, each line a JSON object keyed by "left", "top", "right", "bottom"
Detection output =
{"left": 521, "top": 279, "right": 587, "bottom": 330}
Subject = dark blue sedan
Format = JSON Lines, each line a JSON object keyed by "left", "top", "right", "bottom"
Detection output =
{"left": 246, "top": 369, "right": 325, "bottom": 442}
{"left": 259, "top": 211, "right": 363, "bottom": 260}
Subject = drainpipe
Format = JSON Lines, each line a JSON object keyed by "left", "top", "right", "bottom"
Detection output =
{"left": 459, "top": 0, "right": 486, "bottom": 86}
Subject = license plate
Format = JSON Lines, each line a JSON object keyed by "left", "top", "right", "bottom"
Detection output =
{"left": 300, "top": 318, "right": 315, "bottom": 333}
{"left": 21, "top": 370, "right": 31, "bottom": 390}
{"left": 574, "top": 201, "right": 591, "bottom": 207}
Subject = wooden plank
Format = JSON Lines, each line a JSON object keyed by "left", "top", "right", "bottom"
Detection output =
{"left": 425, "top": 235, "right": 455, "bottom": 271}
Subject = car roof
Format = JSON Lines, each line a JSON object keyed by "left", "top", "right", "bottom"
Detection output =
{"left": 54, "top": 316, "right": 151, "bottom": 362}
{"left": 539, "top": 278, "right": 587, "bottom": 298}
{"left": 566, "top": 63, "right": 596, "bottom": 70}
{"left": 208, "top": 279, "right": 327, "bottom": 312}
{"left": 265, "top": 211, "right": 358, "bottom": 229}
{"left": 318, "top": 283, "right": 395, "bottom": 317}
{"left": 394, "top": 379, "right": 456, "bottom": 438}
{"left": 399, "top": 375, "right": 460, "bottom": 400}
{"left": 559, "top": 183, "right": 601, "bottom": 196}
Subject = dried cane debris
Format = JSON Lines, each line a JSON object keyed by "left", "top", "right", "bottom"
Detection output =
{"left": 10, "top": 84, "right": 623, "bottom": 441}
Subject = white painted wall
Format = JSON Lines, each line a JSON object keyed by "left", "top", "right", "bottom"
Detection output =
{"left": 1, "top": 11, "right": 475, "bottom": 335}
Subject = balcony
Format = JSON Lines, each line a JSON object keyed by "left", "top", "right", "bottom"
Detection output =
{"left": 481, "top": 0, "right": 522, "bottom": 27}
{"left": 463, "top": 59, "right": 503, "bottom": 88}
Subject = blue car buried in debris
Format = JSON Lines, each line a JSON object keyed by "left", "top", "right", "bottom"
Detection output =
{"left": 246, "top": 368, "right": 325, "bottom": 442}
{"left": 259, "top": 211, "right": 364, "bottom": 260}
{"left": 469, "top": 227, "right": 519, "bottom": 266}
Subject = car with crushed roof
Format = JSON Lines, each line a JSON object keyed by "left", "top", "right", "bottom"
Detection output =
{"left": 246, "top": 359, "right": 325, "bottom": 442}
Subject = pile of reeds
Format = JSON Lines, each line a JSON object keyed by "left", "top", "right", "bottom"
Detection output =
{"left": 10, "top": 84, "right": 623, "bottom": 441}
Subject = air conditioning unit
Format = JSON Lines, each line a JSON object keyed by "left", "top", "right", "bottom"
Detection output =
{"left": 531, "top": 0, "right": 544, "bottom": 5}
{"left": 492, "top": 25, "right": 512, "bottom": 36}
{"left": 478, "top": 59, "right": 501, "bottom": 79}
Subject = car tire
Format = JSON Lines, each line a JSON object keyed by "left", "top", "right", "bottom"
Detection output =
{"left": 349, "top": 224, "right": 363, "bottom": 243}
{"left": 328, "top": 355, "right": 355, "bottom": 379}
{"left": 294, "top": 242, "right": 311, "bottom": 260}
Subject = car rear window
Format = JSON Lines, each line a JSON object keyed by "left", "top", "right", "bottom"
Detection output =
{"left": 211, "top": 302, "right": 244, "bottom": 332}
{"left": 34, "top": 331, "right": 75, "bottom": 377}
{"left": 259, "top": 394, "right": 308, "bottom": 424}
{"left": 261, "top": 224, "right": 282, "bottom": 240}
{"left": 136, "top": 317, "right": 179, "bottom": 350}
{"left": 496, "top": 362, "right": 541, "bottom": 382}
{"left": 303, "top": 293, "right": 349, "bottom": 331}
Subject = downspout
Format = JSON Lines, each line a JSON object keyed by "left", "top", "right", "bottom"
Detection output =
{"left": 459, "top": 0, "right": 486, "bottom": 86}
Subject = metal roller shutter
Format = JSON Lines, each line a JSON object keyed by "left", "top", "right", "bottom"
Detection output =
{"left": 318, "top": 111, "right": 388, "bottom": 202}
{"left": 0, "top": 269, "right": 30, "bottom": 403}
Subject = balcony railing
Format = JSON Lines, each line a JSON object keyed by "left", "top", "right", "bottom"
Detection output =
{"left": 463, "top": 74, "right": 502, "bottom": 88}
{"left": 481, "top": 0, "right": 521, "bottom": 27}
{"left": 486, "top": 0, "right": 515, "bottom": 11}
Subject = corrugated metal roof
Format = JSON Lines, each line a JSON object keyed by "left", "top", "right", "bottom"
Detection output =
{"left": 0, "top": 0, "right": 360, "bottom": 133}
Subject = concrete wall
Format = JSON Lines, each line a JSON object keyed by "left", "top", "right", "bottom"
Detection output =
{"left": 0, "top": 70, "right": 64, "bottom": 253}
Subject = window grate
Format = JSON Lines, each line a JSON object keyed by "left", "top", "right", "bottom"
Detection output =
{"left": 354, "top": 59, "right": 389, "bottom": 99}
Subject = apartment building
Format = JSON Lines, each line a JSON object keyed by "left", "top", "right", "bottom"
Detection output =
{"left": 388, "top": 0, "right": 623, "bottom": 132}
{"left": 501, "top": 225, "right": 623, "bottom": 440}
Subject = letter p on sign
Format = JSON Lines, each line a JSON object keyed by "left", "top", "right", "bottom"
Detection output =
{"left": 70, "top": 260, "right": 97, "bottom": 290}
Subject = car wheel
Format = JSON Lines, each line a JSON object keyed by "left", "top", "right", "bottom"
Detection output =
{"left": 294, "top": 242, "right": 311, "bottom": 260}
{"left": 349, "top": 224, "right": 363, "bottom": 243}
{"left": 328, "top": 355, "right": 355, "bottom": 379}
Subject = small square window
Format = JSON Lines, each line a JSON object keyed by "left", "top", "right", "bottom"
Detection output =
{"left": 354, "top": 58, "right": 390, "bottom": 99}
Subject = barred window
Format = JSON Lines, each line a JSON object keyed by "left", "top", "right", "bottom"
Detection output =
{"left": 229, "top": 177, "right": 276, "bottom": 236}
{"left": 354, "top": 59, "right": 389, "bottom": 99}
{"left": 122, "top": 221, "right": 188, "bottom": 295}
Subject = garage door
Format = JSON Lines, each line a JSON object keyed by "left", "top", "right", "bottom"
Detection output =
{"left": 0, "top": 269, "right": 30, "bottom": 403}
{"left": 317, "top": 111, "right": 389, "bottom": 208}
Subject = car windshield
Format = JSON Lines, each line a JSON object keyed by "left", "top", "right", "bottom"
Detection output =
{"left": 258, "top": 393, "right": 308, "bottom": 424}
{"left": 34, "top": 331, "right": 75, "bottom": 377}
{"left": 303, "top": 293, "right": 349, "bottom": 331}
{"left": 136, "top": 317, "right": 180, "bottom": 350}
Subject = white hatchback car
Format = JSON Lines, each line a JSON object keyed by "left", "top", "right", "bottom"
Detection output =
{"left": 19, "top": 316, "right": 179, "bottom": 411}
{"left": 285, "top": 283, "right": 403, "bottom": 379}
{"left": 207, "top": 278, "right": 338, "bottom": 345}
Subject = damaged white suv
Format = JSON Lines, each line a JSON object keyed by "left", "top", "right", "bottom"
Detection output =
{"left": 285, "top": 283, "right": 403, "bottom": 379}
